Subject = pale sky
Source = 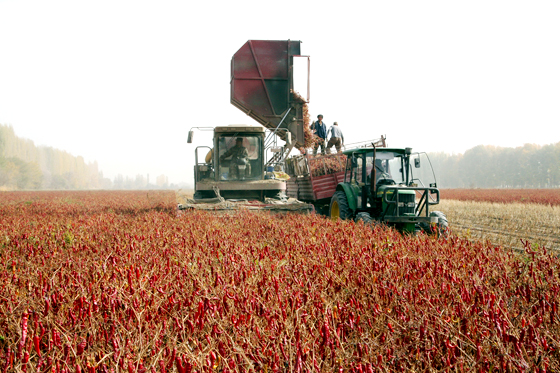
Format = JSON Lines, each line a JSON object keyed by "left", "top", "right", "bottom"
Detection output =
{"left": 1, "top": 0, "right": 559, "bottom": 185}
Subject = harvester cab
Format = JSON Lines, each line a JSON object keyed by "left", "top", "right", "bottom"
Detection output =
{"left": 331, "top": 146, "right": 448, "bottom": 235}
{"left": 188, "top": 125, "right": 287, "bottom": 201}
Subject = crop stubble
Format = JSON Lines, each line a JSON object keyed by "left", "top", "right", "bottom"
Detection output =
{"left": 440, "top": 198, "right": 560, "bottom": 254}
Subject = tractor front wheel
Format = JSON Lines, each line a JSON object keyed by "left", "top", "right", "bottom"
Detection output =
{"left": 330, "top": 191, "right": 352, "bottom": 221}
{"left": 420, "top": 211, "right": 449, "bottom": 238}
{"left": 432, "top": 211, "right": 449, "bottom": 238}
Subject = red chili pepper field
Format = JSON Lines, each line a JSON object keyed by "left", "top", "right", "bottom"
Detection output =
{"left": 1, "top": 191, "right": 559, "bottom": 372}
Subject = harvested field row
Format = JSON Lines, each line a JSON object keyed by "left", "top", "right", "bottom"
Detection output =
{"left": 440, "top": 199, "right": 560, "bottom": 254}
{"left": 441, "top": 189, "right": 560, "bottom": 206}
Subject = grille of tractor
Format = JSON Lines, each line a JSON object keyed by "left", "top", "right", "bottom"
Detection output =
{"left": 398, "top": 193, "right": 416, "bottom": 215}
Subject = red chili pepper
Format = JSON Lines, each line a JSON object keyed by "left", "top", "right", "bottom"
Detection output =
{"left": 476, "top": 344, "right": 482, "bottom": 360}
{"left": 128, "top": 360, "right": 135, "bottom": 373}
{"left": 175, "top": 357, "right": 187, "bottom": 373}
{"left": 76, "top": 339, "right": 86, "bottom": 355}
{"left": 127, "top": 269, "right": 133, "bottom": 291}
{"left": 33, "top": 335, "right": 41, "bottom": 357}
{"left": 167, "top": 348, "right": 176, "bottom": 370}
{"left": 43, "top": 299, "right": 50, "bottom": 316}
{"left": 210, "top": 351, "right": 217, "bottom": 364}
{"left": 280, "top": 343, "right": 288, "bottom": 361}
{"left": 186, "top": 319, "right": 194, "bottom": 333}
{"left": 218, "top": 341, "right": 226, "bottom": 357}
{"left": 20, "top": 311, "right": 29, "bottom": 354}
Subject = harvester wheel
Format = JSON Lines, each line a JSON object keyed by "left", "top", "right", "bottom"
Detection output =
{"left": 330, "top": 191, "right": 351, "bottom": 221}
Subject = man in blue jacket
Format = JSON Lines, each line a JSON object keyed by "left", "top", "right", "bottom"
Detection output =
{"left": 310, "top": 114, "right": 327, "bottom": 155}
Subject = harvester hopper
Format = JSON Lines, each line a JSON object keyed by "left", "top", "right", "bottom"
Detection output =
{"left": 231, "top": 40, "right": 308, "bottom": 149}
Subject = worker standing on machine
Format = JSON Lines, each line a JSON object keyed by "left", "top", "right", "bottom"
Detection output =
{"left": 311, "top": 114, "right": 327, "bottom": 155}
{"left": 326, "top": 121, "right": 344, "bottom": 154}
{"left": 220, "top": 137, "right": 251, "bottom": 179}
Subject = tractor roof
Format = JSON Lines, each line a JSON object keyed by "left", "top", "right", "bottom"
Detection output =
{"left": 342, "top": 147, "right": 410, "bottom": 156}
{"left": 214, "top": 125, "right": 265, "bottom": 134}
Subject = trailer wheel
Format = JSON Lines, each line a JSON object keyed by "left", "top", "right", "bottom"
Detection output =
{"left": 330, "top": 191, "right": 352, "bottom": 221}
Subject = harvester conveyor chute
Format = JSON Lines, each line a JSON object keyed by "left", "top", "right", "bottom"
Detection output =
{"left": 231, "top": 40, "right": 308, "bottom": 148}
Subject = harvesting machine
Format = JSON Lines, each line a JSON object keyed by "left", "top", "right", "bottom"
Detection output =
{"left": 178, "top": 40, "right": 312, "bottom": 212}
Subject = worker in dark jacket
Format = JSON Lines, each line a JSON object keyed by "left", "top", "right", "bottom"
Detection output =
{"left": 220, "top": 137, "right": 251, "bottom": 179}
{"left": 326, "top": 122, "right": 344, "bottom": 154}
{"left": 310, "top": 114, "right": 327, "bottom": 155}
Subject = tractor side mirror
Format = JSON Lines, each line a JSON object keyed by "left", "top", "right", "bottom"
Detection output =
{"left": 187, "top": 130, "right": 194, "bottom": 143}
{"left": 414, "top": 157, "right": 420, "bottom": 168}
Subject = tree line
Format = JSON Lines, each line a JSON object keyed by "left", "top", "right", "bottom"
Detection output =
{"left": 2, "top": 123, "right": 558, "bottom": 190}
{"left": 427, "top": 142, "right": 560, "bottom": 188}
{"left": 0, "top": 124, "right": 109, "bottom": 190}
{"left": 0, "top": 124, "right": 173, "bottom": 190}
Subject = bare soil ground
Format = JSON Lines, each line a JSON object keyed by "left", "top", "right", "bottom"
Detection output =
{"left": 440, "top": 199, "right": 560, "bottom": 254}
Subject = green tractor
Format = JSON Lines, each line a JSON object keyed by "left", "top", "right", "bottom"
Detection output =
{"left": 330, "top": 146, "right": 448, "bottom": 235}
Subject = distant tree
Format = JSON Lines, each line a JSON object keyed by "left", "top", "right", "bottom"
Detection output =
{"left": 0, "top": 157, "right": 18, "bottom": 189}
{"left": 0, "top": 124, "right": 107, "bottom": 190}
{"left": 428, "top": 142, "right": 560, "bottom": 188}
{"left": 0, "top": 157, "right": 42, "bottom": 190}
{"left": 113, "top": 174, "right": 125, "bottom": 189}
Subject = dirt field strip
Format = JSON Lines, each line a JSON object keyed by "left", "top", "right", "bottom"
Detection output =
{"left": 440, "top": 199, "right": 560, "bottom": 254}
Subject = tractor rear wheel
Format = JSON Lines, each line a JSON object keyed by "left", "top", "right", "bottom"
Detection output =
{"left": 355, "top": 212, "right": 374, "bottom": 225}
{"left": 330, "top": 191, "right": 352, "bottom": 221}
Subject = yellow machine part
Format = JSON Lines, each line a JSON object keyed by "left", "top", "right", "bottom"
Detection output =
{"left": 205, "top": 149, "right": 213, "bottom": 163}
{"left": 330, "top": 200, "right": 340, "bottom": 220}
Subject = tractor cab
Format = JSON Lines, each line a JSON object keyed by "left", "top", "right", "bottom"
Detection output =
{"left": 332, "top": 147, "right": 446, "bottom": 234}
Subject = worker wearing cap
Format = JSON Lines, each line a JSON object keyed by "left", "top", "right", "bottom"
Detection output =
{"left": 326, "top": 122, "right": 344, "bottom": 154}
{"left": 311, "top": 114, "right": 327, "bottom": 155}
{"left": 220, "top": 137, "right": 251, "bottom": 179}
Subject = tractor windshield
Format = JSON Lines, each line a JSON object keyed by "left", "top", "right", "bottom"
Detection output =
{"left": 372, "top": 151, "right": 407, "bottom": 186}
{"left": 386, "top": 154, "right": 407, "bottom": 185}
{"left": 217, "top": 135, "right": 262, "bottom": 180}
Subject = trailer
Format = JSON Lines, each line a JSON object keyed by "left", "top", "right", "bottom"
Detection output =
{"left": 285, "top": 153, "right": 346, "bottom": 215}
